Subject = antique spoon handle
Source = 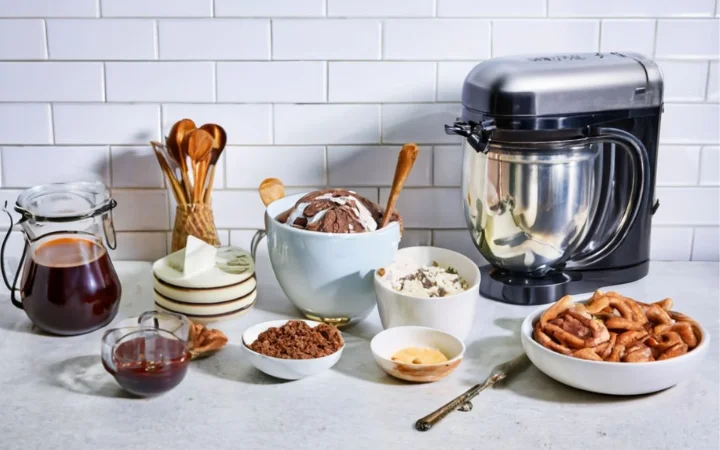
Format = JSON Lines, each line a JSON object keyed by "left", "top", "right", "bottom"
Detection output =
{"left": 415, "top": 379, "right": 496, "bottom": 432}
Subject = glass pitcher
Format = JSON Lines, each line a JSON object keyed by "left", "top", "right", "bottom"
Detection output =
{"left": 1, "top": 181, "right": 122, "bottom": 336}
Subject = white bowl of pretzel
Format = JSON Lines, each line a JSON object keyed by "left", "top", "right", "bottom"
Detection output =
{"left": 520, "top": 291, "right": 709, "bottom": 395}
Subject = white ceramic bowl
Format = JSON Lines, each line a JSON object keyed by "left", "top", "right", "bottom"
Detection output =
{"left": 241, "top": 320, "right": 345, "bottom": 380}
{"left": 370, "top": 326, "right": 465, "bottom": 382}
{"left": 520, "top": 303, "right": 710, "bottom": 395}
{"left": 374, "top": 246, "right": 481, "bottom": 340}
{"left": 260, "top": 192, "right": 402, "bottom": 326}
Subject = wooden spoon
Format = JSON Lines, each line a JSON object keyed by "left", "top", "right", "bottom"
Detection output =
{"left": 151, "top": 141, "right": 187, "bottom": 204}
{"left": 167, "top": 118, "right": 196, "bottom": 201}
{"left": 182, "top": 129, "right": 214, "bottom": 204}
{"left": 199, "top": 124, "right": 227, "bottom": 204}
{"left": 380, "top": 143, "right": 419, "bottom": 229}
{"left": 259, "top": 178, "right": 285, "bottom": 207}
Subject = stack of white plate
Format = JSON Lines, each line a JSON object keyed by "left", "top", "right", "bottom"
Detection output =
{"left": 152, "top": 246, "right": 256, "bottom": 324}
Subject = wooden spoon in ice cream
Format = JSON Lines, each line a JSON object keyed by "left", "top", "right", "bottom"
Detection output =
{"left": 259, "top": 178, "right": 285, "bottom": 207}
{"left": 380, "top": 143, "right": 419, "bottom": 229}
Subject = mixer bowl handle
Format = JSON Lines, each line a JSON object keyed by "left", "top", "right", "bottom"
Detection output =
{"left": 568, "top": 127, "right": 650, "bottom": 267}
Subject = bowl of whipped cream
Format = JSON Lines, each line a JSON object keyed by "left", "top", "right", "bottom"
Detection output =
{"left": 374, "top": 246, "right": 481, "bottom": 340}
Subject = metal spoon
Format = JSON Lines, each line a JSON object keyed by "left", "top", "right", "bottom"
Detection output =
{"left": 380, "top": 143, "right": 419, "bottom": 229}
{"left": 199, "top": 124, "right": 227, "bottom": 204}
{"left": 167, "top": 118, "right": 196, "bottom": 202}
{"left": 182, "top": 128, "right": 214, "bottom": 204}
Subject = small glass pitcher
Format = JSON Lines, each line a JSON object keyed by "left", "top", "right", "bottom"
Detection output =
{"left": 1, "top": 181, "right": 122, "bottom": 336}
{"left": 101, "top": 311, "right": 191, "bottom": 397}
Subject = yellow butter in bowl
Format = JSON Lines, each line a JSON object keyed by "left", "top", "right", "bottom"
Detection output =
{"left": 391, "top": 347, "right": 448, "bottom": 365}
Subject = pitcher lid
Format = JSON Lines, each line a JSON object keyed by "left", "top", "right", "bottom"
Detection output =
{"left": 14, "top": 181, "right": 116, "bottom": 222}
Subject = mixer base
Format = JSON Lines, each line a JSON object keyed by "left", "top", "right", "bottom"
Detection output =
{"left": 479, "top": 261, "right": 650, "bottom": 305}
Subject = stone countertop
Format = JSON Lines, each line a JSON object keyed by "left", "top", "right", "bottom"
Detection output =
{"left": 0, "top": 261, "right": 717, "bottom": 450}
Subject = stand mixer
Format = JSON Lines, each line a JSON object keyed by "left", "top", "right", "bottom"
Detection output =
{"left": 446, "top": 52, "right": 662, "bottom": 305}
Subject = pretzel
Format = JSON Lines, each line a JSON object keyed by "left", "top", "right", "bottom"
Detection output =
{"left": 572, "top": 348, "right": 603, "bottom": 361}
{"left": 534, "top": 322, "right": 572, "bottom": 355}
{"left": 657, "top": 342, "right": 688, "bottom": 360}
{"left": 605, "top": 317, "right": 645, "bottom": 332}
{"left": 534, "top": 292, "right": 701, "bottom": 364}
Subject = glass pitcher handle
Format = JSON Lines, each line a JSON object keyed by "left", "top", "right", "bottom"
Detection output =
{"left": 102, "top": 199, "right": 118, "bottom": 251}
{"left": 569, "top": 127, "right": 650, "bottom": 266}
{"left": 1, "top": 202, "right": 25, "bottom": 309}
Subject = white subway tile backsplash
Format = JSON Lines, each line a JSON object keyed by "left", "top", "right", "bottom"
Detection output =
{"left": 0, "top": 104, "right": 52, "bottom": 145}
{"left": 0, "top": 0, "right": 98, "bottom": 17}
{"left": 659, "top": 104, "right": 720, "bottom": 144}
{"left": 211, "top": 191, "right": 266, "bottom": 228}
{"left": 657, "top": 61, "right": 710, "bottom": 101}
{"left": 0, "top": 63, "right": 103, "bottom": 101}
{"left": 329, "top": 0, "right": 433, "bottom": 17}
{"left": 699, "top": 146, "right": 720, "bottom": 186}
{"left": 46, "top": 19, "right": 155, "bottom": 60}
{"left": 382, "top": 104, "right": 461, "bottom": 144}
{"left": 225, "top": 146, "right": 326, "bottom": 188}
{"left": 384, "top": 20, "right": 490, "bottom": 60}
{"left": 54, "top": 104, "right": 160, "bottom": 144}
{"left": 600, "top": 20, "right": 656, "bottom": 56}
{"left": 274, "top": 105, "right": 380, "bottom": 145}
{"left": 650, "top": 227, "right": 694, "bottom": 260}
{"left": 105, "top": 62, "right": 214, "bottom": 102}
{"left": 656, "top": 146, "right": 702, "bottom": 186}
{"left": 101, "top": 0, "right": 212, "bottom": 17}
{"left": 111, "top": 146, "right": 165, "bottom": 188}
{"left": 549, "top": 0, "right": 716, "bottom": 17}
{"left": 217, "top": 62, "right": 325, "bottom": 103}
{"left": 110, "top": 232, "right": 168, "bottom": 262}
{"left": 433, "top": 145, "right": 463, "bottom": 186}
{"left": 656, "top": 20, "right": 720, "bottom": 59}
{"left": 1, "top": 146, "right": 109, "bottom": 187}
{"left": 327, "top": 145, "right": 432, "bottom": 187}
{"left": 215, "top": 0, "right": 325, "bottom": 17}
{"left": 400, "top": 229, "right": 432, "bottom": 248}
{"left": 437, "top": 62, "right": 478, "bottom": 102}
{"left": 0, "top": 3, "right": 717, "bottom": 263}
{"left": 161, "top": 104, "right": 272, "bottom": 145}
{"left": 708, "top": 62, "right": 719, "bottom": 102}
{"left": 380, "top": 188, "right": 464, "bottom": 228}
{"left": 273, "top": 20, "right": 380, "bottom": 60}
{"left": 654, "top": 187, "right": 719, "bottom": 225}
{"left": 112, "top": 189, "right": 170, "bottom": 231}
{"left": 493, "top": 20, "right": 600, "bottom": 57}
{"left": 438, "top": 0, "right": 546, "bottom": 17}
{"left": 0, "top": 20, "right": 46, "bottom": 59}
{"left": 692, "top": 227, "right": 720, "bottom": 260}
{"left": 159, "top": 20, "right": 270, "bottom": 60}
{"left": 432, "top": 230, "right": 487, "bottom": 265}
{"left": 329, "top": 62, "right": 435, "bottom": 103}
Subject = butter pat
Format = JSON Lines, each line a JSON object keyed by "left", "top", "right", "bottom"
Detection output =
{"left": 167, "top": 235, "right": 217, "bottom": 278}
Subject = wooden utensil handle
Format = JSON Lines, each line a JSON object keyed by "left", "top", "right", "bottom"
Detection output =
{"left": 380, "top": 143, "right": 419, "bottom": 228}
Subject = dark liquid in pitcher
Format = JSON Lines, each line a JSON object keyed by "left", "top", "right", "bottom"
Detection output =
{"left": 21, "top": 236, "right": 121, "bottom": 335}
{"left": 106, "top": 336, "right": 190, "bottom": 397}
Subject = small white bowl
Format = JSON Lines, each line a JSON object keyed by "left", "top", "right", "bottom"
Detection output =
{"left": 374, "top": 246, "right": 481, "bottom": 340}
{"left": 241, "top": 320, "right": 345, "bottom": 380}
{"left": 370, "top": 326, "right": 465, "bottom": 383}
{"left": 521, "top": 303, "right": 710, "bottom": 395}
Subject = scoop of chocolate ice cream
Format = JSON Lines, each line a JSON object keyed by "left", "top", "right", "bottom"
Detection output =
{"left": 277, "top": 189, "right": 401, "bottom": 233}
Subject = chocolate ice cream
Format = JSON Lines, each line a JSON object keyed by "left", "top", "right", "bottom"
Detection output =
{"left": 277, "top": 189, "right": 401, "bottom": 233}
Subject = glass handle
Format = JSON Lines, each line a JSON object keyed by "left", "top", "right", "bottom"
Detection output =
{"left": 102, "top": 199, "right": 118, "bottom": 251}
{"left": 1, "top": 202, "right": 25, "bottom": 309}
{"left": 569, "top": 127, "right": 650, "bottom": 266}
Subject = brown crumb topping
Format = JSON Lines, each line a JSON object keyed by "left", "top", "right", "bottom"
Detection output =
{"left": 248, "top": 320, "right": 344, "bottom": 359}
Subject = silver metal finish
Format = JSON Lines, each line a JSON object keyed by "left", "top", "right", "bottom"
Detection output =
{"left": 461, "top": 52, "right": 663, "bottom": 117}
{"left": 415, "top": 354, "right": 529, "bottom": 431}
{"left": 462, "top": 129, "right": 648, "bottom": 274}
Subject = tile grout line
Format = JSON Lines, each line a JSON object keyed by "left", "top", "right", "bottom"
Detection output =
{"left": 153, "top": 20, "right": 159, "bottom": 60}
{"left": 652, "top": 19, "right": 659, "bottom": 58}
{"left": 42, "top": 19, "right": 50, "bottom": 59}
{"left": 704, "top": 61, "right": 713, "bottom": 101}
